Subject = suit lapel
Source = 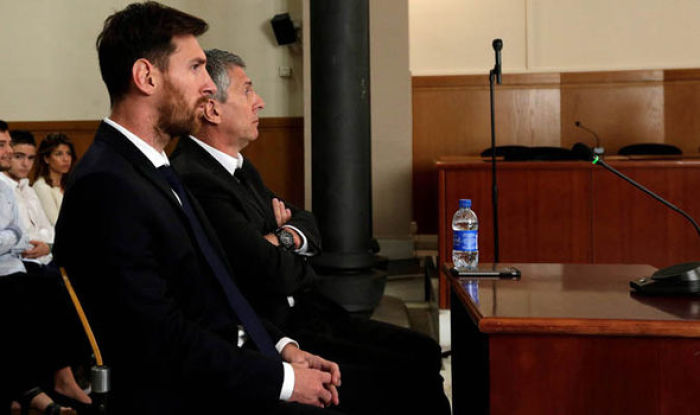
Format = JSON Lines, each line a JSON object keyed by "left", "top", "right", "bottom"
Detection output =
{"left": 176, "top": 136, "right": 269, "bottom": 223}
{"left": 95, "top": 122, "right": 186, "bottom": 217}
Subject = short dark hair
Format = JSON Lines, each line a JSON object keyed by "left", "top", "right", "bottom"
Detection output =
{"left": 35, "top": 133, "right": 76, "bottom": 189}
{"left": 96, "top": 1, "right": 208, "bottom": 106}
{"left": 10, "top": 130, "right": 36, "bottom": 147}
{"left": 0, "top": 120, "right": 8, "bottom": 133}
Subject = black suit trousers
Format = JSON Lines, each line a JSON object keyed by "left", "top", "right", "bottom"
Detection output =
{"left": 283, "top": 292, "right": 450, "bottom": 415}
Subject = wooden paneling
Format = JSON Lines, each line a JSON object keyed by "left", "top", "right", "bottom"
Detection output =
{"left": 9, "top": 120, "right": 100, "bottom": 161}
{"left": 560, "top": 70, "right": 665, "bottom": 151}
{"left": 592, "top": 161, "right": 700, "bottom": 266}
{"left": 413, "top": 73, "right": 561, "bottom": 234}
{"left": 489, "top": 335, "right": 700, "bottom": 415}
{"left": 243, "top": 117, "right": 304, "bottom": 207}
{"left": 442, "top": 161, "right": 592, "bottom": 263}
{"left": 437, "top": 159, "right": 700, "bottom": 308}
{"left": 7, "top": 117, "right": 304, "bottom": 205}
{"left": 664, "top": 69, "right": 700, "bottom": 154}
{"left": 415, "top": 68, "right": 700, "bottom": 233}
{"left": 451, "top": 263, "right": 700, "bottom": 415}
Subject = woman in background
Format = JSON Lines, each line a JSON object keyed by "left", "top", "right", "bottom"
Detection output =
{"left": 33, "top": 133, "right": 76, "bottom": 225}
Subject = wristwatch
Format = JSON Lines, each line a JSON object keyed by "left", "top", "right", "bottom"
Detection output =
{"left": 275, "top": 228, "right": 296, "bottom": 251}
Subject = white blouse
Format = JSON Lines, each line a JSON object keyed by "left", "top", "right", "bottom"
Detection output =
{"left": 32, "top": 176, "right": 63, "bottom": 226}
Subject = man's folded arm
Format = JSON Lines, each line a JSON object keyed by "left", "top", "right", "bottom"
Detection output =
{"left": 193, "top": 193, "right": 316, "bottom": 297}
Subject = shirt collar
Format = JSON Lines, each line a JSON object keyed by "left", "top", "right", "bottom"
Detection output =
{"left": 189, "top": 135, "right": 244, "bottom": 176}
{"left": 0, "top": 173, "right": 18, "bottom": 189}
{"left": 103, "top": 117, "right": 171, "bottom": 168}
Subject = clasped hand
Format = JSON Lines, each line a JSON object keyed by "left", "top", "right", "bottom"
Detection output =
{"left": 281, "top": 344, "right": 341, "bottom": 408}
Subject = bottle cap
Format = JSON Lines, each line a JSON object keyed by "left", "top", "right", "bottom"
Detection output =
{"left": 459, "top": 199, "right": 471, "bottom": 208}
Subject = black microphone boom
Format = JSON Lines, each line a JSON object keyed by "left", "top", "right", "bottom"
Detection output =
{"left": 572, "top": 143, "right": 700, "bottom": 236}
{"left": 571, "top": 142, "right": 700, "bottom": 295}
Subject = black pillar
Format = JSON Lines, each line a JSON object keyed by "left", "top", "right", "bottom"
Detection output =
{"left": 310, "top": 0, "right": 385, "bottom": 313}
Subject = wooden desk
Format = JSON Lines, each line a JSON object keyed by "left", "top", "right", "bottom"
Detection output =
{"left": 449, "top": 263, "right": 700, "bottom": 415}
{"left": 437, "top": 158, "right": 700, "bottom": 307}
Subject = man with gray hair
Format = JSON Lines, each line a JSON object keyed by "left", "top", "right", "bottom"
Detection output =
{"left": 171, "top": 49, "right": 450, "bottom": 415}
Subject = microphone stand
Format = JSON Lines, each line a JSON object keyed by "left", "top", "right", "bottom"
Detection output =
{"left": 489, "top": 64, "right": 500, "bottom": 263}
{"left": 575, "top": 121, "right": 605, "bottom": 156}
{"left": 572, "top": 144, "right": 700, "bottom": 294}
{"left": 590, "top": 155, "right": 700, "bottom": 236}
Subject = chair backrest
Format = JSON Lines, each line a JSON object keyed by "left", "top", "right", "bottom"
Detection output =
{"left": 60, "top": 268, "right": 104, "bottom": 366}
{"left": 480, "top": 145, "right": 531, "bottom": 161}
{"left": 529, "top": 146, "right": 577, "bottom": 161}
{"left": 618, "top": 143, "right": 682, "bottom": 156}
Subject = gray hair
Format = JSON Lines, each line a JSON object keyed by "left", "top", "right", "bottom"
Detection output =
{"left": 205, "top": 49, "right": 246, "bottom": 103}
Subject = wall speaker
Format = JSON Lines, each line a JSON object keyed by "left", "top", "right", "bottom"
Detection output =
{"left": 271, "top": 13, "right": 297, "bottom": 45}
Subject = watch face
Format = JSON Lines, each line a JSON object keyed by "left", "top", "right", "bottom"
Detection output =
{"left": 278, "top": 230, "right": 295, "bottom": 250}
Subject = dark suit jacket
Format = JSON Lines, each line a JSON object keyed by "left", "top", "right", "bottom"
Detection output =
{"left": 53, "top": 123, "right": 285, "bottom": 414}
{"left": 171, "top": 136, "right": 320, "bottom": 324}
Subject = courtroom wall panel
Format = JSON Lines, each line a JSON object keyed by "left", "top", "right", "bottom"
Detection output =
{"left": 664, "top": 69, "right": 700, "bottom": 154}
{"left": 241, "top": 117, "right": 305, "bottom": 207}
{"left": 413, "top": 73, "right": 561, "bottom": 234}
{"left": 9, "top": 117, "right": 304, "bottom": 206}
{"left": 592, "top": 161, "right": 700, "bottom": 267}
{"left": 10, "top": 120, "right": 100, "bottom": 161}
{"left": 415, "top": 68, "right": 700, "bottom": 234}
{"left": 560, "top": 70, "right": 665, "bottom": 152}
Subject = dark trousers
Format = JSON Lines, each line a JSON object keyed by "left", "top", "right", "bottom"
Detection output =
{"left": 0, "top": 265, "right": 89, "bottom": 412}
{"left": 283, "top": 292, "right": 451, "bottom": 415}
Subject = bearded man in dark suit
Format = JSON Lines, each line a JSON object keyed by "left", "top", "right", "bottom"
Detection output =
{"left": 53, "top": 3, "right": 344, "bottom": 414}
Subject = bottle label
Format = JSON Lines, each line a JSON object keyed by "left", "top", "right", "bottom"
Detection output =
{"left": 453, "top": 230, "right": 478, "bottom": 251}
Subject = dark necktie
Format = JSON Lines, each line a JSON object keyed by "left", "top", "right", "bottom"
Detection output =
{"left": 157, "top": 165, "right": 279, "bottom": 359}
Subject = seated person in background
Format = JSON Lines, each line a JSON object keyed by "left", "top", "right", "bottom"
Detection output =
{"left": 1, "top": 130, "right": 55, "bottom": 270}
{"left": 33, "top": 133, "right": 76, "bottom": 225}
{"left": 171, "top": 49, "right": 449, "bottom": 414}
{"left": 0, "top": 121, "right": 89, "bottom": 415}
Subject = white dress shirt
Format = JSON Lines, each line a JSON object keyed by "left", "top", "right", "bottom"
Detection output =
{"left": 0, "top": 180, "right": 29, "bottom": 276}
{"left": 104, "top": 118, "right": 296, "bottom": 400}
{"left": 0, "top": 173, "right": 54, "bottom": 265}
{"left": 32, "top": 176, "right": 63, "bottom": 226}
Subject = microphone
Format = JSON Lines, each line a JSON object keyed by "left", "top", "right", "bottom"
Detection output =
{"left": 571, "top": 142, "right": 595, "bottom": 161}
{"left": 492, "top": 39, "right": 502, "bottom": 84}
{"left": 574, "top": 121, "right": 604, "bottom": 156}
{"left": 570, "top": 142, "right": 700, "bottom": 294}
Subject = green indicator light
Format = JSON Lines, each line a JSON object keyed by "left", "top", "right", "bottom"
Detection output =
{"left": 592, "top": 155, "right": 599, "bottom": 165}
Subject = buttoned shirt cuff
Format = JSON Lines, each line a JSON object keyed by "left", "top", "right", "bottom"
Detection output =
{"left": 276, "top": 337, "right": 299, "bottom": 401}
{"left": 281, "top": 225, "right": 311, "bottom": 255}
{"left": 275, "top": 337, "right": 299, "bottom": 353}
{"left": 279, "top": 362, "right": 295, "bottom": 401}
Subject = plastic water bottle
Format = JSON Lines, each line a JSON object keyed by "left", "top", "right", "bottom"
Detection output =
{"left": 452, "top": 199, "right": 479, "bottom": 270}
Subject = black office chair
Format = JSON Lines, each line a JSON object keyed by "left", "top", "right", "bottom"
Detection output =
{"left": 528, "top": 146, "right": 577, "bottom": 161}
{"left": 480, "top": 145, "right": 531, "bottom": 161}
{"left": 618, "top": 143, "right": 682, "bottom": 156}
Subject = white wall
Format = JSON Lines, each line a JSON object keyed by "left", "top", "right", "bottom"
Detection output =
{"left": 410, "top": 0, "right": 700, "bottom": 75}
{"left": 195, "top": 0, "right": 303, "bottom": 117}
{"left": 410, "top": 0, "right": 527, "bottom": 74}
{"left": 0, "top": 0, "right": 302, "bottom": 121}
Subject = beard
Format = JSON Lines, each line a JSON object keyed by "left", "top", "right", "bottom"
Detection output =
{"left": 156, "top": 78, "right": 205, "bottom": 138}
{"left": 0, "top": 157, "right": 11, "bottom": 172}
